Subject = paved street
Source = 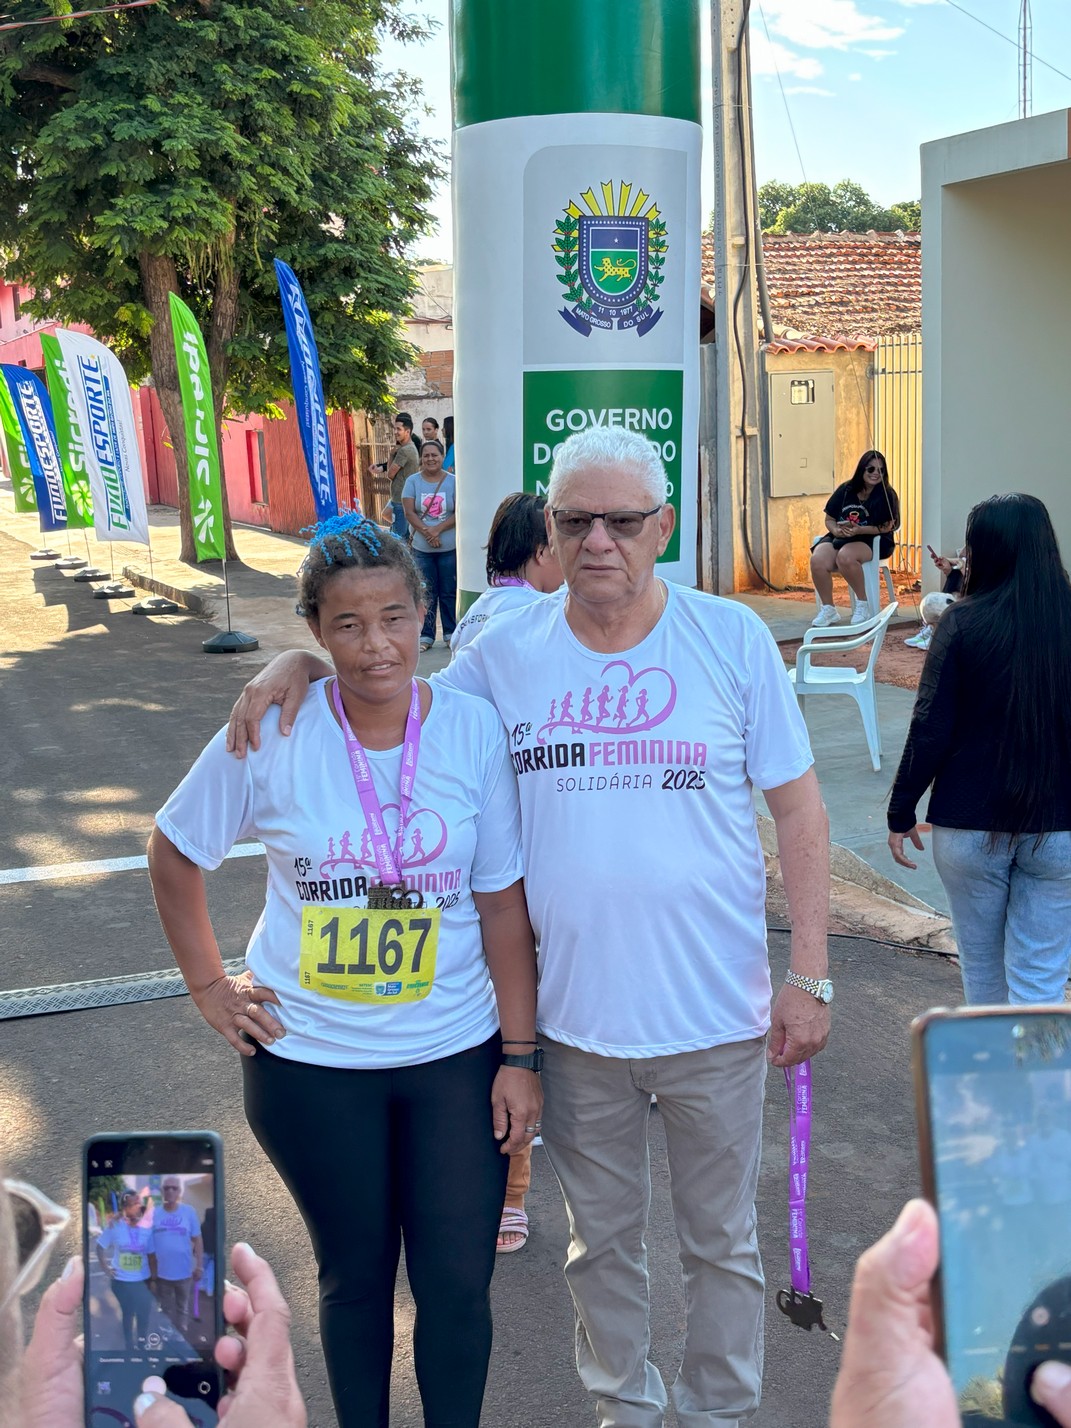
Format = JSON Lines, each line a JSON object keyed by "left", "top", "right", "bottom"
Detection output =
{"left": 0, "top": 525, "right": 964, "bottom": 1427}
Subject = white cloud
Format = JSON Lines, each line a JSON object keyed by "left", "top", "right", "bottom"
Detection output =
{"left": 784, "top": 85, "right": 836, "bottom": 96}
{"left": 761, "top": 0, "right": 903, "bottom": 52}
{"left": 862, "top": 48, "right": 895, "bottom": 58}
{"left": 849, "top": 72, "right": 863, "bottom": 81}
{"left": 751, "top": 29, "right": 825, "bottom": 81}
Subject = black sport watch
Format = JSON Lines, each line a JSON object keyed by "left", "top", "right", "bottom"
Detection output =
{"left": 501, "top": 1048, "right": 544, "bottom": 1072}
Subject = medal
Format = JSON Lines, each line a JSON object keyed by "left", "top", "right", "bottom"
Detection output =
{"left": 367, "top": 881, "right": 424, "bottom": 910}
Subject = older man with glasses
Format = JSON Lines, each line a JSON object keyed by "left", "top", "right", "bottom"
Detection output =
{"left": 227, "top": 427, "right": 831, "bottom": 1428}
{"left": 149, "top": 1176, "right": 203, "bottom": 1342}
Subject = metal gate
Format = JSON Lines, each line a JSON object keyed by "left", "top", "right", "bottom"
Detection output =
{"left": 873, "top": 334, "right": 922, "bottom": 574}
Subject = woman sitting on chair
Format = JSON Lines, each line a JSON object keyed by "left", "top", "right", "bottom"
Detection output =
{"left": 811, "top": 450, "right": 899, "bottom": 628}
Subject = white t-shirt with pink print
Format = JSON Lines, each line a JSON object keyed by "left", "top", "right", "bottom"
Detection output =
{"left": 437, "top": 583, "right": 814, "bottom": 1057}
{"left": 156, "top": 679, "right": 522, "bottom": 1069}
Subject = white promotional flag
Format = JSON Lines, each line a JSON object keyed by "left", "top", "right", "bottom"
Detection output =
{"left": 52, "top": 329, "right": 150, "bottom": 546}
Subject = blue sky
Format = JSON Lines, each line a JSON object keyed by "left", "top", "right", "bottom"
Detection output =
{"left": 380, "top": 1, "right": 1071, "bottom": 258}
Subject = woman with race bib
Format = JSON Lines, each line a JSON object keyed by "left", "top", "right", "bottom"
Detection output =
{"left": 147, "top": 513, "right": 540, "bottom": 1428}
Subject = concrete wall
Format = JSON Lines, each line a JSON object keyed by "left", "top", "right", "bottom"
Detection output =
{"left": 923, "top": 110, "right": 1071, "bottom": 585}
{"left": 763, "top": 348, "right": 875, "bottom": 588}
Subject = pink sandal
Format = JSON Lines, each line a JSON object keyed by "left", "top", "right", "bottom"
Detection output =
{"left": 496, "top": 1206, "right": 529, "bottom": 1254}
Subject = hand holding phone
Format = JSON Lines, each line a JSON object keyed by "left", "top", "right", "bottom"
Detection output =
{"left": 914, "top": 1007, "right": 1071, "bottom": 1426}
{"left": 84, "top": 1133, "right": 224, "bottom": 1428}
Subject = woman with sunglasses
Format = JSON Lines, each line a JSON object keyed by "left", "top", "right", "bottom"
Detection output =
{"left": 810, "top": 449, "right": 900, "bottom": 627}
{"left": 148, "top": 514, "right": 539, "bottom": 1428}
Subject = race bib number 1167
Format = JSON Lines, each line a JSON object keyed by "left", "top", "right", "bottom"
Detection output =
{"left": 299, "top": 908, "right": 440, "bottom": 1004}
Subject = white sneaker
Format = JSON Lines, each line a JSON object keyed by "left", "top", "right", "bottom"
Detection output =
{"left": 811, "top": 604, "right": 841, "bottom": 628}
{"left": 851, "top": 602, "right": 873, "bottom": 623}
{"left": 904, "top": 625, "right": 933, "bottom": 650}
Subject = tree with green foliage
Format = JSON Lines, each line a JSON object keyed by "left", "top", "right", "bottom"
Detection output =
{"left": 754, "top": 179, "right": 921, "bottom": 236}
{"left": 0, "top": 0, "right": 440, "bottom": 561}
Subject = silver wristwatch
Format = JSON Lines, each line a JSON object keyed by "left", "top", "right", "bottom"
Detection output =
{"left": 785, "top": 971, "right": 834, "bottom": 1005}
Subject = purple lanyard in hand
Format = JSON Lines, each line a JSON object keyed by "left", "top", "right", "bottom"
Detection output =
{"left": 777, "top": 1060, "right": 828, "bottom": 1332}
{"left": 332, "top": 678, "right": 422, "bottom": 887}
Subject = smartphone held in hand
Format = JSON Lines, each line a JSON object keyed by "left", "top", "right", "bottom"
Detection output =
{"left": 914, "top": 1006, "right": 1071, "bottom": 1427}
{"left": 83, "top": 1131, "right": 225, "bottom": 1428}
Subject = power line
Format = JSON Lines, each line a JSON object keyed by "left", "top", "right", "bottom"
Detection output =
{"left": 942, "top": 0, "right": 1071, "bottom": 88}
{"left": 0, "top": 0, "right": 161, "bottom": 31}
{"left": 757, "top": 2, "right": 808, "bottom": 184}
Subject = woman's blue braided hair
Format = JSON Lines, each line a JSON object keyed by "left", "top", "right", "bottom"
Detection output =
{"left": 296, "top": 508, "right": 425, "bottom": 618}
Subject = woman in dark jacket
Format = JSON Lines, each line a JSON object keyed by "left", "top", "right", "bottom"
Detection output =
{"left": 887, "top": 493, "right": 1071, "bottom": 1004}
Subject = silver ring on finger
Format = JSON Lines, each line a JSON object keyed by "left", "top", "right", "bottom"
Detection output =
{"left": 246, "top": 1003, "right": 258, "bottom": 1019}
{"left": 523, "top": 1125, "right": 537, "bottom": 1134}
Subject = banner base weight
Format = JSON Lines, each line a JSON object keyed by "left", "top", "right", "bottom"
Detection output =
{"left": 202, "top": 630, "right": 259, "bottom": 654}
{"left": 93, "top": 581, "right": 135, "bottom": 599}
{"left": 30, "top": 549, "right": 61, "bottom": 561}
{"left": 54, "top": 557, "right": 87, "bottom": 570}
{"left": 132, "top": 596, "right": 180, "bottom": 616}
{"left": 73, "top": 567, "right": 109, "bottom": 582}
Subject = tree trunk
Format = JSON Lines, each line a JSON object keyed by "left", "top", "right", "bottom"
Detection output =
{"left": 138, "top": 248, "right": 239, "bottom": 562}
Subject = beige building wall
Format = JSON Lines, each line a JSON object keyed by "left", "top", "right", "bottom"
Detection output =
{"left": 764, "top": 348, "right": 875, "bottom": 588}
{"left": 922, "top": 110, "right": 1071, "bottom": 586}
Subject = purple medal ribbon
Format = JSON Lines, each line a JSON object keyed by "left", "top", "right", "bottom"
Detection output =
{"left": 490, "top": 577, "right": 534, "bottom": 589}
{"left": 777, "top": 1059, "right": 828, "bottom": 1332}
{"left": 785, "top": 1060, "right": 812, "bottom": 1294}
{"left": 331, "top": 677, "right": 422, "bottom": 887}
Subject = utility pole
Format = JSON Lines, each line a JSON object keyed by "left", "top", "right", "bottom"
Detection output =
{"left": 707, "top": 0, "right": 769, "bottom": 594}
{"left": 1019, "top": 0, "right": 1033, "bottom": 119}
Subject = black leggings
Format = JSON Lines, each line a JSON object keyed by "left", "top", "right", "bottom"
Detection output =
{"left": 111, "top": 1277, "right": 153, "bottom": 1350}
{"left": 243, "top": 1037, "right": 508, "bottom": 1428}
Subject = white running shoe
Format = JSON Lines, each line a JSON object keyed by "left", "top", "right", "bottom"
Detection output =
{"left": 811, "top": 604, "right": 841, "bottom": 628}
{"left": 904, "top": 625, "right": 933, "bottom": 650}
{"left": 851, "top": 602, "right": 873, "bottom": 624}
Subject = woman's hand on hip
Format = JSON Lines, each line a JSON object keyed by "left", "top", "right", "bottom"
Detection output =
{"left": 192, "top": 973, "right": 284, "bottom": 1057}
{"left": 888, "top": 827, "right": 926, "bottom": 870}
{"left": 491, "top": 1068, "right": 543, "bottom": 1155}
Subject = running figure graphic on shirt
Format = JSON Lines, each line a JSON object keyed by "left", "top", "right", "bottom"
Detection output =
{"left": 318, "top": 806, "right": 449, "bottom": 875}
{"left": 537, "top": 660, "right": 677, "bottom": 742}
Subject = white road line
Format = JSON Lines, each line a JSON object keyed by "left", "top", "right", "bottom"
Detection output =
{"left": 0, "top": 842, "right": 266, "bottom": 885}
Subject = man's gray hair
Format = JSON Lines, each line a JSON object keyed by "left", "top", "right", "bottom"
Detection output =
{"left": 546, "top": 429, "right": 669, "bottom": 508}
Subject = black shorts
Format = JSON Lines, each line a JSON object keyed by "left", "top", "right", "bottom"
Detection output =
{"left": 815, "top": 532, "right": 895, "bottom": 560}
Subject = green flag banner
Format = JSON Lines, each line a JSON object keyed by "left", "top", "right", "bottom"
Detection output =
{"left": 169, "top": 293, "right": 226, "bottom": 560}
{"left": 0, "top": 371, "right": 38, "bottom": 513}
{"left": 40, "top": 333, "right": 94, "bottom": 529}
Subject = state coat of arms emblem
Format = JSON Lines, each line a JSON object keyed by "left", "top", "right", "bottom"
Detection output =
{"left": 553, "top": 180, "right": 667, "bottom": 337}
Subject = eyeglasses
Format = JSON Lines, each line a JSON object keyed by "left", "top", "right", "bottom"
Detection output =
{"left": 551, "top": 506, "right": 662, "bottom": 540}
{"left": 0, "top": 1179, "right": 70, "bottom": 1317}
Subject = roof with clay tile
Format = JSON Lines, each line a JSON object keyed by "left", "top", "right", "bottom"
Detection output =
{"left": 699, "top": 229, "right": 921, "bottom": 345}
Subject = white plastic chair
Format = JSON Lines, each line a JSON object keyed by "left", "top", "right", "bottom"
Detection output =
{"left": 789, "top": 602, "right": 899, "bottom": 772}
{"left": 812, "top": 534, "right": 896, "bottom": 619}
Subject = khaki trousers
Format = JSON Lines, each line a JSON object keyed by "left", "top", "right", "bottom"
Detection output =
{"left": 540, "top": 1036, "right": 767, "bottom": 1428}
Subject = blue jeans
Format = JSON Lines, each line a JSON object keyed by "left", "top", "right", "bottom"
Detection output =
{"left": 389, "top": 501, "right": 408, "bottom": 539}
{"left": 413, "top": 547, "right": 457, "bottom": 644}
{"left": 931, "top": 826, "right": 1071, "bottom": 1004}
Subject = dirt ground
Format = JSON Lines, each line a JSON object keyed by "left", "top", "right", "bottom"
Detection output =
{"left": 776, "top": 581, "right": 927, "bottom": 691}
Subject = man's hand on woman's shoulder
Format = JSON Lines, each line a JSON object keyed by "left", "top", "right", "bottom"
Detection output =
{"left": 226, "top": 651, "right": 330, "bottom": 757}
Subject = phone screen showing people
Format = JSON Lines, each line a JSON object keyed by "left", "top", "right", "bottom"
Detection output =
{"left": 921, "top": 1011, "right": 1071, "bottom": 1426}
{"left": 84, "top": 1134, "right": 224, "bottom": 1428}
